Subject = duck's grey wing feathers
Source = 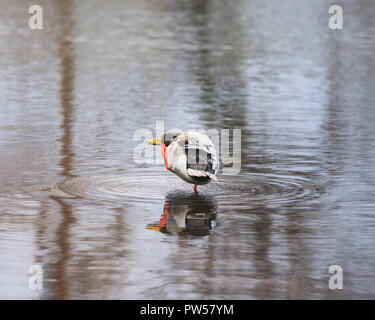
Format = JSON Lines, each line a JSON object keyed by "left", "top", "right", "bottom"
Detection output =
{"left": 176, "top": 132, "right": 219, "bottom": 181}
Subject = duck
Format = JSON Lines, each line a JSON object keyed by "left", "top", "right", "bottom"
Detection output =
{"left": 148, "top": 130, "right": 219, "bottom": 192}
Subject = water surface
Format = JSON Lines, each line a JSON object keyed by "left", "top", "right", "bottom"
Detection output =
{"left": 0, "top": 0, "right": 375, "bottom": 299}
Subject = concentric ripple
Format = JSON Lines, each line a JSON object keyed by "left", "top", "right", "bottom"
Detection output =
{"left": 43, "top": 173, "right": 323, "bottom": 206}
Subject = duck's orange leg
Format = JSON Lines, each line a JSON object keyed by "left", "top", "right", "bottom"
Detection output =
{"left": 194, "top": 184, "right": 198, "bottom": 194}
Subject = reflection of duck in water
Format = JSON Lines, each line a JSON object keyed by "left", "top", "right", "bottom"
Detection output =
{"left": 148, "top": 130, "right": 219, "bottom": 192}
{"left": 147, "top": 193, "right": 217, "bottom": 236}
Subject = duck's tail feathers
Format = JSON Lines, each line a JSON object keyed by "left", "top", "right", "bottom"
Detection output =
{"left": 187, "top": 168, "right": 219, "bottom": 182}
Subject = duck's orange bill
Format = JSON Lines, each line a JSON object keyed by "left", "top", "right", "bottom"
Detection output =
{"left": 147, "top": 138, "right": 162, "bottom": 145}
{"left": 161, "top": 144, "right": 170, "bottom": 170}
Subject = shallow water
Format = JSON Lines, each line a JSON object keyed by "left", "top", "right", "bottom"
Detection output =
{"left": 1, "top": 0, "right": 375, "bottom": 299}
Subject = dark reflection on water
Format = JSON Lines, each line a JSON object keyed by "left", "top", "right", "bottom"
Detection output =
{"left": 0, "top": 0, "right": 375, "bottom": 299}
{"left": 46, "top": 0, "right": 75, "bottom": 300}
{"left": 147, "top": 193, "right": 217, "bottom": 236}
{"left": 29, "top": 0, "right": 77, "bottom": 300}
